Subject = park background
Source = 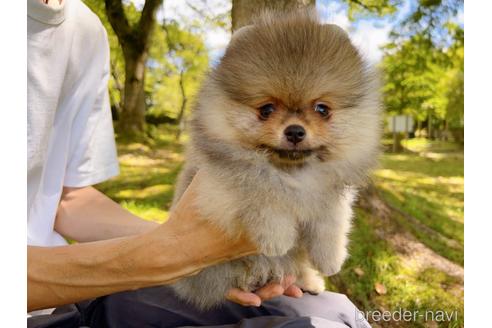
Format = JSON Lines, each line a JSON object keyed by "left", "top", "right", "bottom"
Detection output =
{"left": 84, "top": 1, "right": 464, "bottom": 327}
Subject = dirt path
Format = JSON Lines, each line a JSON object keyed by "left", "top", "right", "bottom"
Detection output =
{"left": 358, "top": 184, "right": 464, "bottom": 281}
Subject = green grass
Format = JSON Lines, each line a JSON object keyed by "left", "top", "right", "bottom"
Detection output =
{"left": 331, "top": 210, "right": 463, "bottom": 328}
{"left": 97, "top": 130, "right": 463, "bottom": 328}
{"left": 403, "top": 138, "right": 463, "bottom": 154}
{"left": 373, "top": 140, "right": 464, "bottom": 264}
{"left": 330, "top": 138, "right": 464, "bottom": 327}
{"left": 96, "top": 125, "right": 184, "bottom": 222}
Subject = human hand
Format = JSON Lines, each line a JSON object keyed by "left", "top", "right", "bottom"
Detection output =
{"left": 225, "top": 275, "right": 303, "bottom": 307}
{"left": 156, "top": 170, "right": 257, "bottom": 271}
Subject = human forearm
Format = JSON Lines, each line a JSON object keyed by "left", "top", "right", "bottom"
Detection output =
{"left": 28, "top": 175, "right": 257, "bottom": 311}
{"left": 28, "top": 218, "right": 255, "bottom": 311}
{"left": 28, "top": 234, "right": 151, "bottom": 311}
{"left": 55, "top": 186, "right": 157, "bottom": 242}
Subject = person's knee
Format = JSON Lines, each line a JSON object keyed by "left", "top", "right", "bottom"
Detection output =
{"left": 319, "top": 293, "right": 369, "bottom": 327}
{"left": 320, "top": 292, "right": 356, "bottom": 309}
{"left": 313, "top": 292, "right": 361, "bottom": 321}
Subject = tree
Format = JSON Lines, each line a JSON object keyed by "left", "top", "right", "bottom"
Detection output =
{"left": 104, "top": 0, "right": 163, "bottom": 137}
{"left": 397, "top": 0, "right": 463, "bottom": 46}
{"left": 346, "top": 0, "right": 399, "bottom": 19}
{"left": 381, "top": 0, "right": 463, "bottom": 141}
{"left": 443, "top": 24, "right": 464, "bottom": 142}
{"left": 159, "top": 21, "right": 209, "bottom": 139}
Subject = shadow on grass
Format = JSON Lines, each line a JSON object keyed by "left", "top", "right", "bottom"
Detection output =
{"left": 95, "top": 124, "right": 185, "bottom": 222}
{"left": 374, "top": 151, "right": 463, "bottom": 265}
{"left": 379, "top": 153, "right": 463, "bottom": 178}
{"left": 377, "top": 188, "right": 463, "bottom": 265}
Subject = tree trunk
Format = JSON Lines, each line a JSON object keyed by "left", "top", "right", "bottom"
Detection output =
{"left": 443, "top": 119, "right": 449, "bottom": 141}
{"left": 404, "top": 115, "right": 409, "bottom": 152}
{"left": 120, "top": 51, "right": 147, "bottom": 135}
{"left": 232, "top": 0, "right": 315, "bottom": 31}
{"left": 105, "top": 0, "right": 162, "bottom": 138}
{"left": 428, "top": 111, "right": 433, "bottom": 140}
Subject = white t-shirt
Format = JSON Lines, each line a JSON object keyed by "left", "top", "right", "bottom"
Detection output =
{"left": 27, "top": 0, "right": 119, "bottom": 247}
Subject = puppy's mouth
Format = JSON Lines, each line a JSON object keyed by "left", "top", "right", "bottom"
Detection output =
{"left": 272, "top": 148, "right": 313, "bottom": 160}
{"left": 258, "top": 145, "right": 315, "bottom": 162}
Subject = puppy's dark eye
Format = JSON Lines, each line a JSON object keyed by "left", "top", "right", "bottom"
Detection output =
{"left": 259, "top": 104, "right": 275, "bottom": 120}
{"left": 314, "top": 103, "right": 331, "bottom": 118}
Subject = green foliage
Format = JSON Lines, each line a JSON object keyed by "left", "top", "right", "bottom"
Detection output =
{"left": 443, "top": 24, "right": 464, "bottom": 129}
{"left": 380, "top": 0, "right": 464, "bottom": 133}
{"left": 401, "top": 0, "right": 463, "bottom": 46}
{"left": 346, "top": 0, "right": 400, "bottom": 20}
{"left": 83, "top": 0, "right": 209, "bottom": 123}
{"left": 147, "top": 21, "right": 209, "bottom": 119}
{"left": 445, "top": 70, "right": 463, "bottom": 128}
{"left": 381, "top": 34, "right": 444, "bottom": 120}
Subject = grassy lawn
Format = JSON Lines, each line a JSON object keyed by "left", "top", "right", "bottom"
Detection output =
{"left": 331, "top": 138, "right": 464, "bottom": 327}
{"left": 97, "top": 126, "right": 185, "bottom": 222}
{"left": 374, "top": 139, "right": 464, "bottom": 265}
{"left": 331, "top": 208, "right": 463, "bottom": 328}
{"left": 97, "top": 130, "right": 464, "bottom": 328}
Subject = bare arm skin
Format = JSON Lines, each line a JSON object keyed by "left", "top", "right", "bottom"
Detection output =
{"left": 28, "top": 172, "right": 257, "bottom": 311}
{"left": 54, "top": 186, "right": 158, "bottom": 242}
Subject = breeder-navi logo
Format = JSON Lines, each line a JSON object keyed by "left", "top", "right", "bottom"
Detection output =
{"left": 356, "top": 308, "right": 459, "bottom": 324}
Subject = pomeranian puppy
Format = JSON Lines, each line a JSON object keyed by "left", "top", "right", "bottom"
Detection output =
{"left": 171, "top": 9, "right": 381, "bottom": 310}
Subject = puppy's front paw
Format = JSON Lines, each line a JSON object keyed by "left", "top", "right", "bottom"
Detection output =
{"left": 297, "top": 267, "right": 325, "bottom": 295}
{"left": 311, "top": 246, "right": 348, "bottom": 276}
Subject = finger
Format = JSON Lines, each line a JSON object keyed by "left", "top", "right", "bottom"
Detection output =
{"left": 226, "top": 288, "right": 261, "bottom": 307}
{"left": 281, "top": 275, "right": 296, "bottom": 289}
{"left": 255, "top": 283, "right": 285, "bottom": 301}
{"left": 284, "top": 284, "right": 303, "bottom": 298}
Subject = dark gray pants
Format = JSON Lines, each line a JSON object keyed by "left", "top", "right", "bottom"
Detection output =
{"left": 28, "top": 286, "right": 371, "bottom": 328}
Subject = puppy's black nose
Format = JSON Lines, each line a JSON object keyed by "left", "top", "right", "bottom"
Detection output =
{"left": 284, "top": 125, "right": 306, "bottom": 144}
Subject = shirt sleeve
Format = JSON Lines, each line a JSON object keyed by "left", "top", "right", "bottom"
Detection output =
{"left": 63, "top": 25, "right": 119, "bottom": 187}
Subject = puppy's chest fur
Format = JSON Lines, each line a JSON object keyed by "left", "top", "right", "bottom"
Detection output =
{"left": 171, "top": 156, "right": 351, "bottom": 309}
{"left": 194, "top": 158, "right": 339, "bottom": 233}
